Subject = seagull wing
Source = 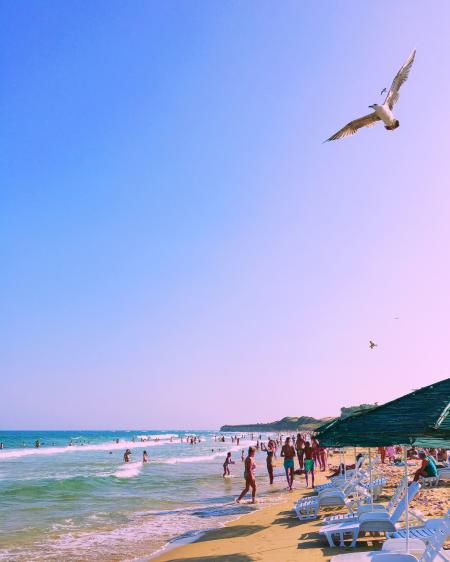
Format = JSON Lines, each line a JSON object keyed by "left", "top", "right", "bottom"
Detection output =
{"left": 384, "top": 49, "right": 416, "bottom": 110}
{"left": 325, "top": 112, "right": 380, "bottom": 142}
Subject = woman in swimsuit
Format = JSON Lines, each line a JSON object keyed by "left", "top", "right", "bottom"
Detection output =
{"left": 266, "top": 448, "right": 274, "bottom": 484}
{"left": 236, "top": 447, "right": 257, "bottom": 503}
{"left": 304, "top": 441, "right": 315, "bottom": 488}
{"left": 281, "top": 437, "right": 296, "bottom": 491}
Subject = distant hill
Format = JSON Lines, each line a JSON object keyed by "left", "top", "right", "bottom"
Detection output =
{"left": 220, "top": 403, "right": 378, "bottom": 433}
{"left": 220, "top": 416, "right": 333, "bottom": 433}
{"left": 340, "top": 404, "right": 377, "bottom": 418}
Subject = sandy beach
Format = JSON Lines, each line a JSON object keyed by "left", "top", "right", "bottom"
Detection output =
{"left": 152, "top": 456, "right": 450, "bottom": 562}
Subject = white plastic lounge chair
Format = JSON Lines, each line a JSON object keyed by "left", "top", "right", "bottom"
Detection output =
{"left": 320, "top": 482, "right": 421, "bottom": 547}
{"left": 329, "top": 508, "right": 450, "bottom": 561}
{"left": 295, "top": 478, "right": 388, "bottom": 521}
{"left": 387, "top": 509, "right": 450, "bottom": 544}
{"left": 419, "top": 476, "right": 439, "bottom": 488}
{"left": 323, "top": 477, "right": 408, "bottom": 525}
{"left": 295, "top": 475, "right": 377, "bottom": 521}
{"left": 437, "top": 468, "right": 450, "bottom": 483}
{"left": 316, "top": 455, "right": 368, "bottom": 493}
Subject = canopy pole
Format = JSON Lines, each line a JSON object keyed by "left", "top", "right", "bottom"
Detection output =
{"left": 343, "top": 448, "right": 347, "bottom": 481}
{"left": 369, "top": 447, "right": 373, "bottom": 509}
{"left": 404, "top": 445, "right": 409, "bottom": 553}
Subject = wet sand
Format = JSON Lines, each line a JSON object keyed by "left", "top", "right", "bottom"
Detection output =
{"left": 151, "top": 455, "right": 449, "bottom": 562}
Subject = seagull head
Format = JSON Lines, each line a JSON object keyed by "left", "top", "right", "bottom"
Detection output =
{"left": 368, "top": 104, "right": 379, "bottom": 109}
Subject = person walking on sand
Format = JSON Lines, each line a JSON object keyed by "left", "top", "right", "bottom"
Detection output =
{"left": 281, "top": 437, "right": 296, "bottom": 491}
{"left": 223, "top": 452, "right": 235, "bottom": 477}
{"left": 304, "top": 441, "right": 315, "bottom": 488}
{"left": 236, "top": 447, "right": 257, "bottom": 503}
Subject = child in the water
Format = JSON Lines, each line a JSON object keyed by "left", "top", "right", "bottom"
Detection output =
{"left": 223, "top": 452, "right": 235, "bottom": 477}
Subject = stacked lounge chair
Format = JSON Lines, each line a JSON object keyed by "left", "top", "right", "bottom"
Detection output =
{"left": 319, "top": 482, "right": 421, "bottom": 547}
{"left": 323, "top": 476, "right": 408, "bottom": 525}
{"left": 328, "top": 508, "right": 450, "bottom": 560}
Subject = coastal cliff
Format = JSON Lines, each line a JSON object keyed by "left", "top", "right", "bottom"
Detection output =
{"left": 220, "top": 404, "right": 377, "bottom": 432}
{"left": 219, "top": 416, "right": 331, "bottom": 433}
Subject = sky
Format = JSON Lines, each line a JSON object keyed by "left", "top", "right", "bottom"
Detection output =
{"left": 2, "top": 1, "right": 450, "bottom": 429}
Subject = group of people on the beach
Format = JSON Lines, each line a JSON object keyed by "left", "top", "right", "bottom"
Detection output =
{"left": 232, "top": 433, "right": 326, "bottom": 503}
{"left": 231, "top": 437, "right": 449, "bottom": 503}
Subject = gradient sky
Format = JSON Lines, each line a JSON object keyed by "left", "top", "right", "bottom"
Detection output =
{"left": 2, "top": 1, "right": 450, "bottom": 429}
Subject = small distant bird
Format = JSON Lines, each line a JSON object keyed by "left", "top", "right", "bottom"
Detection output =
{"left": 380, "top": 87, "right": 387, "bottom": 96}
{"left": 369, "top": 340, "right": 378, "bottom": 349}
{"left": 326, "top": 49, "right": 416, "bottom": 141}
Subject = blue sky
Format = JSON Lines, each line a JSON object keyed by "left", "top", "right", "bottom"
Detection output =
{"left": 2, "top": 1, "right": 450, "bottom": 428}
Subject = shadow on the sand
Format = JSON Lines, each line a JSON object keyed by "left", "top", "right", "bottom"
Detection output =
{"left": 194, "top": 524, "right": 266, "bottom": 542}
{"left": 272, "top": 509, "right": 302, "bottom": 529}
{"left": 170, "top": 554, "right": 253, "bottom": 562}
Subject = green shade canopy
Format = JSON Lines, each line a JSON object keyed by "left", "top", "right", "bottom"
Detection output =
{"left": 316, "top": 378, "right": 450, "bottom": 448}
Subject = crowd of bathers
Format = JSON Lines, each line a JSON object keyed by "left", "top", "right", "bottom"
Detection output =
{"left": 227, "top": 434, "right": 450, "bottom": 504}
{"left": 227, "top": 432, "right": 329, "bottom": 502}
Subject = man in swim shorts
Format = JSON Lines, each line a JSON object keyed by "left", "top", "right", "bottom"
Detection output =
{"left": 304, "top": 441, "right": 315, "bottom": 488}
{"left": 281, "top": 437, "right": 296, "bottom": 491}
{"left": 296, "top": 433, "right": 305, "bottom": 470}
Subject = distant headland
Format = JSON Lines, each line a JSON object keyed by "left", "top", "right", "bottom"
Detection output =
{"left": 219, "top": 403, "right": 377, "bottom": 433}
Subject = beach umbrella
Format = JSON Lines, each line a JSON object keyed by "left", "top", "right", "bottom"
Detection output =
{"left": 315, "top": 377, "right": 450, "bottom": 449}
{"left": 316, "top": 378, "right": 450, "bottom": 553}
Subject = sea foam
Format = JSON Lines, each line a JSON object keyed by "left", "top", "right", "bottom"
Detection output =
{"left": 0, "top": 438, "right": 173, "bottom": 460}
{"left": 112, "top": 461, "right": 143, "bottom": 479}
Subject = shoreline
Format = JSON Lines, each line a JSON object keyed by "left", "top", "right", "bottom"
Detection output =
{"left": 149, "top": 464, "right": 332, "bottom": 562}
{"left": 148, "top": 455, "right": 450, "bottom": 562}
{"left": 143, "top": 472, "right": 301, "bottom": 561}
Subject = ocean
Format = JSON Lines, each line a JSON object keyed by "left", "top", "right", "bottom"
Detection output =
{"left": 0, "top": 430, "right": 286, "bottom": 561}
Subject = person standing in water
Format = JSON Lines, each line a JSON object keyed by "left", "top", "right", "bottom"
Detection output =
{"left": 123, "top": 449, "right": 131, "bottom": 463}
{"left": 236, "top": 447, "right": 257, "bottom": 503}
{"left": 281, "top": 437, "right": 296, "bottom": 491}
{"left": 296, "top": 433, "right": 305, "bottom": 470}
{"left": 143, "top": 450, "right": 149, "bottom": 463}
{"left": 304, "top": 441, "right": 315, "bottom": 488}
{"left": 223, "top": 452, "right": 235, "bottom": 477}
{"left": 266, "top": 447, "right": 274, "bottom": 484}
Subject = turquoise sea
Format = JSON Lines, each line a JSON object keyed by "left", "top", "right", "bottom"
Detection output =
{"left": 0, "top": 430, "right": 285, "bottom": 561}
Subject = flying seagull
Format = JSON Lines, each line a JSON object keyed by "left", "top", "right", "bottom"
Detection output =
{"left": 326, "top": 49, "right": 416, "bottom": 142}
{"left": 380, "top": 87, "right": 387, "bottom": 96}
{"left": 369, "top": 340, "right": 377, "bottom": 349}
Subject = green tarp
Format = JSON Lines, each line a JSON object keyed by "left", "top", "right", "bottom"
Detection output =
{"left": 316, "top": 378, "right": 450, "bottom": 448}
